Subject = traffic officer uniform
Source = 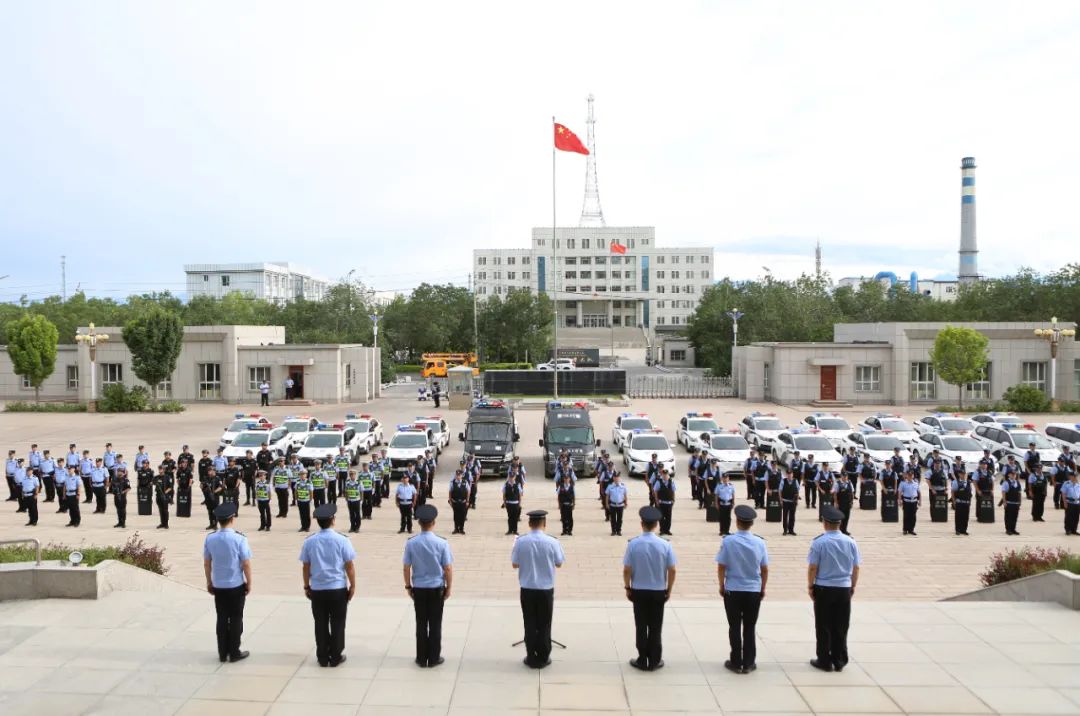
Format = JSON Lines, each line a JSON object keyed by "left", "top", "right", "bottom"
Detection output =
{"left": 951, "top": 473, "right": 973, "bottom": 535}
{"left": 254, "top": 474, "right": 272, "bottom": 531}
{"left": 204, "top": 503, "right": 252, "bottom": 663}
{"left": 512, "top": 510, "right": 565, "bottom": 668}
{"left": 295, "top": 474, "right": 314, "bottom": 532}
{"left": 1027, "top": 464, "right": 1048, "bottom": 521}
{"left": 556, "top": 474, "right": 575, "bottom": 536}
{"left": 716, "top": 505, "right": 768, "bottom": 674}
{"left": 396, "top": 477, "right": 418, "bottom": 533}
{"left": 502, "top": 476, "right": 523, "bottom": 535}
{"left": 154, "top": 469, "right": 174, "bottom": 529}
{"left": 403, "top": 504, "right": 454, "bottom": 668}
{"left": 360, "top": 465, "right": 375, "bottom": 519}
{"left": 605, "top": 476, "right": 628, "bottom": 536}
{"left": 272, "top": 460, "right": 291, "bottom": 517}
{"left": 1062, "top": 476, "right": 1080, "bottom": 535}
{"left": 715, "top": 476, "right": 736, "bottom": 535}
{"left": 111, "top": 468, "right": 131, "bottom": 528}
{"left": 344, "top": 473, "right": 363, "bottom": 532}
{"left": 624, "top": 505, "right": 677, "bottom": 672}
{"left": 780, "top": 471, "right": 800, "bottom": 535}
{"left": 653, "top": 472, "right": 675, "bottom": 536}
{"left": 334, "top": 451, "right": 351, "bottom": 502}
{"left": 1000, "top": 472, "right": 1023, "bottom": 535}
{"left": 808, "top": 506, "right": 861, "bottom": 672}
{"left": 310, "top": 461, "right": 328, "bottom": 508}
{"left": 899, "top": 475, "right": 920, "bottom": 535}
{"left": 833, "top": 475, "right": 855, "bottom": 535}
{"left": 64, "top": 468, "right": 82, "bottom": 526}
{"left": 300, "top": 503, "right": 357, "bottom": 667}
{"left": 19, "top": 468, "right": 41, "bottom": 526}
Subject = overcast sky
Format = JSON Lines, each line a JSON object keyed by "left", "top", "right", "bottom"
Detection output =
{"left": 2, "top": 1, "right": 1078, "bottom": 303}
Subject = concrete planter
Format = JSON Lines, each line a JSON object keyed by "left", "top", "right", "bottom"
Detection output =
{"left": 0, "top": 559, "right": 200, "bottom": 601}
{"left": 946, "top": 569, "right": 1080, "bottom": 609}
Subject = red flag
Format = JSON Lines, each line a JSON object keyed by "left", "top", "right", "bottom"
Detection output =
{"left": 554, "top": 123, "right": 589, "bottom": 154}
{"left": 609, "top": 241, "right": 627, "bottom": 255}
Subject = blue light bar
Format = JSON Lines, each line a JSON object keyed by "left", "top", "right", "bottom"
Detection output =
{"left": 346, "top": 413, "right": 357, "bottom": 419}
{"left": 234, "top": 413, "right": 245, "bottom": 418}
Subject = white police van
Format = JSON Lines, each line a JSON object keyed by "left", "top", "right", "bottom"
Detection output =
{"left": 386, "top": 423, "right": 437, "bottom": 476}
{"left": 296, "top": 423, "right": 363, "bottom": 467}
{"left": 223, "top": 424, "right": 291, "bottom": 460}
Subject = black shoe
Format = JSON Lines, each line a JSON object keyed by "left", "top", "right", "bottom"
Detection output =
{"left": 416, "top": 658, "right": 427, "bottom": 667}
{"left": 649, "top": 660, "right": 664, "bottom": 671}
{"left": 329, "top": 655, "right": 346, "bottom": 667}
{"left": 205, "top": 526, "right": 215, "bottom": 531}
{"left": 742, "top": 664, "right": 756, "bottom": 673}
{"left": 536, "top": 658, "right": 551, "bottom": 669}
{"left": 429, "top": 656, "right": 444, "bottom": 667}
{"left": 723, "top": 660, "right": 742, "bottom": 673}
{"left": 398, "top": 529, "right": 406, "bottom": 534}
{"left": 810, "top": 658, "right": 833, "bottom": 672}
{"left": 523, "top": 657, "right": 536, "bottom": 668}
{"left": 229, "top": 651, "right": 250, "bottom": 662}
{"left": 630, "top": 658, "right": 648, "bottom": 671}
{"left": 833, "top": 662, "right": 845, "bottom": 672}
{"left": 910, "top": 531, "right": 917, "bottom": 536}
{"left": 25, "top": 522, "right": 36, "bottom": 526}
{"left": 157, "top": 524, "right": 166, "bottom": 529}
{"left": 318, "top": 660, "right": 329, "bottom": 667}
{"left": 790, "top": 531, "right": 797, "bottom": 536}
{"left": 219, "top": 654, "right": 228, "bottom": 663}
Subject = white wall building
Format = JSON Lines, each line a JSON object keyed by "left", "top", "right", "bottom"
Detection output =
{"left": 184, "top": 263, "right": 332, "bottom": 304}
{"left": 473, "top": 227, "right": 713, "bottom": 344}
{"left": 836, "top": 275, "right": 960, "bottom": 301}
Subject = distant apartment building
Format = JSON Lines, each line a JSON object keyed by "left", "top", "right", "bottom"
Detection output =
{"left": 184, "top": 263, "right": 331, "bottom": 304}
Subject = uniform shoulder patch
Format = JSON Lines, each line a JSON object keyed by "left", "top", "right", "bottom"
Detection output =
{"left": 812, "top": 533, "right": 825, "bottom": 541}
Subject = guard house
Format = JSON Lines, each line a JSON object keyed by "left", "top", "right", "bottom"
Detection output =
{"left": 446, "top": 365, "right": 475, "bottom": 410}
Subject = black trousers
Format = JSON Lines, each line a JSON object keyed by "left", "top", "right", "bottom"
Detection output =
{"left": 298, "top": 501, "right": 311, "bottom": 530}
{"left": 260, "top": 392, "right": 269, "bottom": 406}
{"left": 1004, "top": 503, "right": 1020, "bottom": 533}
{"left": 22, "top": 495, "right": 38, "bottom": 525}
{"left": 81, "top": 475, "right": 92, "bottom": 502}
{"left": 362, "top": 493, "right": 373, "bottom": 518}
{"left": 205, "top": 494, "right": 219, "bottom": 528}
{"left": 5, "top": 474, "right": 15, "bottom": 501}
{"left": 723, "top": 590, "right": 762, "bottom": 668}
{"left": 782, "top": 500, "right": 796, "bottom": 533}
{"left": 954, "top": 502, "right": 970, "bottom": 533}
{"left": 114, "top": 494, "right": 127, "bottom": 527}
{"left": 506, "top": 503, "right": 521, "bottom": 533}
{"left": 93, "top": 485, "right": 107, "bottom": 512}
{"left": 1065, "top": 503, "right": 1080, "bottom": 534}
{"left": 745, "top": 473, "right": 754, "bottom": 499}
{"left": 558, "top": 504, "right": 573, "bottom": 534}
{"left": 839, "top": 504, "right": 851, "bottom": 534}
{"left": 57, "top": 485, "right": 68, "bottom": 511}
{"left": 609, "top": 506, "right": 624, "bottom": 534}
{"left": 67, "top": 495, "right": 81, "bottom": 525}
{"left": 347, "top": 500, "right": 361, "bottom": 530}
{"left": 412, "top": 587, "right": 445, "bottom": 665}
{"left": 399, "top": 503, "right": 413, "bottom": 531}
{"left": 313, "top": 488, "right": 326, "bottom": 507}
{"left": 1031, "top": 491, "right": 1046, "bottom": 520}
{"left": 813, "top": 585, "right": 851, "bottom": 668}
{"left": 631, "top": 589, "right": 666, "bottom": 668}
{"left": 902, "top": 501, "right": 918, "bottom": 532}
{"left": 1055, "top": 482, "right": 1064, "bottom": 509}
{"left": 213, "top": 585, "right": 246, "bottom": 658}
{"left": 43, "top": 475, "right": 56, "bottom": 501}
{"left": 157, "top": 496, "right": 170, "bottom": 527}
{"left": 657, "top": 502, "right": 673, "bottom": 534}
{"left": 310, "top": 588, "right": 348, "bottom": 664}
{"left": 718, "top": 504, "right": 732, "bottom": 534}
{"left": 804, "top": 480, "right": 816, "bottom": 507}
{"left": 258, "top": 500, "right": 272, "bottom": 529}
{"left": 520, "top": 588, "right": 555, "bottom": 665}
{"left": 753, "top": 481, "right": 766, "bottom": 508}
{"left": 243, "top": 479, "right": 255, "bottom": 504}
{"left": 275, "top": 488, "right": 289, "bottom": 517}
{"left": 453, "top": 501, "right": 469, "bottom": 532}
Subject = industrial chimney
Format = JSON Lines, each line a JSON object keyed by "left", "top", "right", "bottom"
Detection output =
{"left": 958, "top": 156, "right": 978, "bottom": 284}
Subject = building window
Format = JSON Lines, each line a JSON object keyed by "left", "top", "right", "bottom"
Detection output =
{"left": 564, "top": 271, "right": 577, "bottom": 280}
{"left": 629, "top": 238, "right": 636, "bottom": 248}
{"left": 248, "top": 366, "right": 271, "bottom": 392}
{"left": 611, "top": 271, "right": 621, "bottom": 279}
{"left": 669, "top": 349, "right": 687, "bottom": 362}
{"left": 671, "top": 256, "right": 680, "bottom": 264}
{"left": 594, "top": 255, "right": 605, "bottom": 264}
{"left": 910, "top": 362, "right": 936, "bottom": 400}
{"left": 507, "top": 256, "right": 516, "bottom": 265}
{"left": 565, "top": 285, "right": 576, "bottom": 293}
{"left": 595, "top": 285, "right": 607, "bottom": 292}
{"left": 198, "top": 363, "right": 222, "bottom": 400}
{"left": 344, "top": 363, "right": 352, "bottom": 389}
{"left": 203, "top": 274, "right": 209, "bottom": 282}
{"left": 657, "top": 285, "right": 665, "bottom": 294}
{"left": 1021, "top": 361, "right": 1047, "bottom": 392}
{"left": 21, "top": 375, "right": 31, "bottom": 389}
{"left": 610, "top": 256, "right": 621, "bottom": 265}
{"left": 580, "top": 270, "right": 592, "bottom": 279}
{"left": 671, "top": 286, "right": 680, "bottom": 294}
{"left": 581, "top": 238, "right": 590, "bottom": 249}
{"left": 657, "top": 255, "right": 665, "bottom": 264}
{"left": 595, "top": 271, "right": 606, "bottom": 280}
{"left": 579, "top": 257, "right": 592, "bottom": 265}
{"left": 523, "top": 257, "right": 531, "bottom": 265}
{"left": 494, "top": 256, "right": 502, "bottom": 265}
{"left": 477, "top": 257, "right": 487, "bottom": 265}
{"left": 66, "top": 365, "right": 79, "bottom": 390}
{"left": 855, "top": 365, "right": 881, "bottom": 392}
{"left": 702, "top": 270, "right": 710, "bottom": 279}
{"left": 672, "top": 271, "right": 680, "bottom": 279}
{"left": 964, "top": 363, "right": 991, "bottom": 400}
{"left": 221, "top": 275, "right": 231, "bottom": 287}
{"left": 564, "top": 257, "right": 577, "bottom": 265}
{"left": 522, "top": 271, "right": 530, "bottom": 280}
{"left": 156, "top": 377, "right": 173, "bottom": 398}
{"left": 507, "top": 271, "right": 515, "bottom": 280}
{"left": 578, "top": 285, "right": 590, "bottom": 293}
{"left": 493, "top": 271, "right": 501, "bottom": 280}
{"left": 102, "top": 363, "right": 123, "bottom": 385}
{"left": 763, "top": 363, "right": 770, "bottom": 396}
{"left": 656, "top": 270, "right": 665, "bottom": 279}
{"left": 566, "top": 239, "right": 575, "bottom": 250}
{"left": 656, "top": 316, "right": 666, "bottom": 325}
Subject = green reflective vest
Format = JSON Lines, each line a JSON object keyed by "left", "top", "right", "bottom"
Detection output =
{"left": 334, "top": 455, "right": 350, "bottom": 471}
{"left": 255, "top": 483, "right": 270, "bottom": 500}
{"left": 360, "top": 472, "right": 373, "bottom": 491}
{"left": 295, "top": 483, "right": 312, "bottom": 501}
{"left": 344, "top": 480, "right": 361, "bottom": 501}
{"left": 311, "top": 472, "right": 326, "bottom": 489}
{"left": 272, "top": 468, "right": 289, "bottom": 487}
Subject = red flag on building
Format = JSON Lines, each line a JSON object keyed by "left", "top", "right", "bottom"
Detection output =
{"left": 609, "top": 241, "right": 627, "bottom": 255}
{"left": 554, "top": 123, "right": 589, "bottom": 154}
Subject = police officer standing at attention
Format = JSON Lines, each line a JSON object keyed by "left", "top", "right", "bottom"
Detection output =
{"left": 397, "top": 473, "right": 418, "bottom": 534}
{"left": 808, "top": 506, "right": 861, "bottom": 672}
{"left": 951, "top": 469, "right": 973, "bottom": 536}
{"left": 204, "top": 503, "right": 252, "bottom": 663}
{"left": 605, "top": 472, "right": 628, "bottom": 536}
{"left": 64, "top": 465, "right": 82, "bottom": 527}
{"left": 624, "top": 505, "right": 677, "bottom": 672}
{"left": 19, "top": 464, "right": 40, "bottom": 526}
{"left": 1061, "top": 471, "right": 1080, "bottom": 535}
{"left": 653, "top": 469, "right": 676, "bottom": 536}
{"left": 448, "top": 469, "right": 470, "bottom": 535}
{"left": 716, "top": 505, "right": 768, "bottom": 674}
{"left": 715, "top": 472, "right": 736, "bottom": 536}
{"left": 155, "top": 465, "right": 174, "bottom": 529}
{"left": 301, "top": 503, "right": 357, "bottom": 667}
{"left": 403, "top": 504, "right": 454, "bottom": 668}
{"left": 556, "top": 471, "right": 575, "bottom": 536}
{"left": 1028, "top": 462, "right": 1048, "bottom": 522}
{"left": 204, "top": 468, "right": 223, "bottom": 531}
{"left": 343, "top": 470, "right": 363, "bottom": 532}
{"left": 1000, "top": 467, "right": 1023, "bottom": 536}
{"left": 112, "top": 464, "right": 131, "bottom": 529}
{"left": 833, "top": 471, "right": 855, "bottom": 536}
{"left": 899, "top": 471, "right": 921, "bottom": 535}
{"left": 780, "top": 467, "right": 800, "bottom": 536}
{"left": 512, "top": 510, "right": 565, "bottom": 669}
{"left": 502, "top": 472, "right": 524, "bottom": 536}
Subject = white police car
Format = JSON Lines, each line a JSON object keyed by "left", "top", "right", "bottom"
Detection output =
{"left": 914, "top": 413, "right": 976, "bottom": 437}
{"left": 223, "top": 424, "right": 291, "bottom": 460}
{"left": 676, "top": 412, "right": 720, "bottom": 451}
{"left": 775, "top": 429, "right": 838, "bottom": 470}
{"left": 973, "top": 422, "right": 1058, "bottom": 464}
{"left": 915, "top": 431, "right": 986, "bottom": 467}
{"left": 970, "top": 411, "right": 1020, "bottom": 428}
{"left": 1045, "top": 423, "right": 1080, "bottom": 453}
{"left": 841, "top": 429, "right": 911, "bottom": 467}
{"left": 282, "top": 416, "right": 320, "bottom": 452}
{"left": 857, "top": 414, "right": 919, "bottom": 446}
{"left": 414, "top": 416, "right": 450, "bottom": 454}
{"left": 386, "top": 423, "right": 437, "bottom": 475}
{"left": 296, "top": 423, "right": 363, "bottom": 467}
{"left": 800, "top": 413, "right": 852, "bottom": 448}
{"left": 613, "top": 413, "right": 654, "bottom": 452}
{"left": 623, "top": 429, "right": 676, "bottom": 477}
{"left": 219, "top": 413, "right": 271, "bottom": 447}
{"left": 699, "top": 429, "right": 751, "bottom": 476}
{"left": 738, "top": 412, "right": 787, "bottom": 454}
{"left": 343, "top": 413, "right": 383, "bottom": 454}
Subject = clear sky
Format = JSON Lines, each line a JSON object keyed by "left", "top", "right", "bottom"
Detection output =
{"left": 2, "top": 1, "right": 1078, "bottom": 303}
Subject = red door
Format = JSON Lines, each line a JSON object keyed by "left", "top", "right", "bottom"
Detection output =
{"left": 820, "top": 366, "right": 837, "bottom": 401}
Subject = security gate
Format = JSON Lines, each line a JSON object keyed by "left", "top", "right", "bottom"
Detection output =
{"left": 629, "top": 374, "right": 735, "bottom": 399}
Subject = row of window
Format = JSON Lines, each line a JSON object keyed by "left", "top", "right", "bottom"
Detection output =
{"left": 536, "top": 238, "right": 651, "bottom": 249}
{"left": 656, "top": 300, "right": 695, "bottom": 309}
{"left": 655, "top": 316, "right": 691, "bottom": 325}
{"left": 847, "top": 361, "right": 1063, "bottom": 400}
{"left": 655, "top": 285, "right": 698, "bottom": 294}
{"left": 27, "top": 364, "right": 294, "bottom": 400}
{"left": 476, "top": 256, "right": 532, "bottom": 266}
{"left": 475, "top": 271, "right": 532, "bottom": 281}
{"left": 562, "top": 270, "right": 636, "bottom": 280}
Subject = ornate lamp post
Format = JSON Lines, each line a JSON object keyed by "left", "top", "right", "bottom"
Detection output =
{"left": 75, "top": 323, "right": 109, "bottom": 411}
{"left": 1034, "top": 317, "right": 1076, "bottom": 410}
{"left": 727, "top": 309, "right": 744, "bottom": 388}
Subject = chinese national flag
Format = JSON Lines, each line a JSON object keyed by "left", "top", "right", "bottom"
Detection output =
{"left": 609, "top": 241, "right": 627, "bottom": 255}
{"left": 554, "top": 123, "right": 589, "bottom": 154}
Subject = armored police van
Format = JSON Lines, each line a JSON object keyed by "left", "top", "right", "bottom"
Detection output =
{"left": 539, "top": 400, "right": 599, "bottom": 479}
{"left": 458, "top": 399, "right": 519, "bottom": 477}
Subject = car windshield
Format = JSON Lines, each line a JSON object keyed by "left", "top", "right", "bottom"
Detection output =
{"left": 815, "top": 418, "right": 849, "bottom": 430}
{"left": 941, "top": 436, "right": 983, "bottom": 451}
{"left": 711, "top": 435, "right": 749, "bottom": 450}
{"left": 1012, "top": 432, "right": 1054, "bottom": 449}
{"left": 548, "top": 426, "right": 595, "bottom": 445}
{"left": 939, "top": 419, "right": 972, "bottom": 431}
{"left": 417, "top": 421, "right": 442, "bottom": 434}
{"left": 284, "top": 421, "right": 311, "bottom": 433}
{"left": 688, "top": 418, "right": 719, "bottom": 433}
{"left": 794, "top": 436, "right": 835, "bottom": 451}
{"left": 466, "top": 423, "right": 511, "bottom": 442}
{"left": 631, "top": 436, "right": 670, "bottom": 451}
{"left": 345, "top": 420, "right": 370, "bottom": 433}
{"left": 754, "top": 418, "right": 784, "bottom": 430}
{"left": 621, "top": 418, "right": 652, "bottom": 431}
{"left": 228, "top": 419, "right": 258, "bottom": 431}
{"left": 390, "top": 433, "right": 428, "bottom": 448}
{"left": 232, "top": 433, "right": 269, "bottom": 447}
{"left": 865, "top": 436, "right": 904, "bottom": 451}
{"left": 880, "top": 419, "right": 913, "bottom": 431}
{"left": 304, "top": 434, "right": 342, "bottom": 449}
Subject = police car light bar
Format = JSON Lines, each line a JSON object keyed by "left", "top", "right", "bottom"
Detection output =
{"left": 702, "top": 412, "right": 713, "bottom": 418}
{"left": 250, "top": 424, "right": 272, "bottom": 430}
{"left": 1023, "top": 423, "right": 1036, "bottom": 429}
{"left": 416, "top": 416, "right": 442, "bottom": 420}
{"left": 332, "top": 423, "right": 345, "bottom": 429}
{"left": 345, "top": 413, "right": 357, "bottom": 419}
{"left": 234, "top": 413, "right": 246, "bottom": 418}
{"left": 621, "top": 412, "right": 632, "bottom": 417}
{"left": 360, "top": 414, "right": 371, "bottom": 418}
{"left": 686, "top": 411, "right": 698, "bottom": 417}
{"left": 284, "top": 415, "right": 295, "bottom": 420}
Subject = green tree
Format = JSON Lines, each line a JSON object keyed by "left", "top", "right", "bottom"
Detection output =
{"left": 929, "top": 325, "right": 990, "bottom": 409}
{"left": 5, "top": 314, "right": 60, "bottom": 402}
{"left": 122, "top": 306, "right": 184, "bottom": 405}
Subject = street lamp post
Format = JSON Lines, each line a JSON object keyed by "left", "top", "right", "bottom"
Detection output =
{"left": 75, "top": 323, "right": 110, "bottom": 412}
{"left": 727, "top": 309, "right": 744, "bottom": 390}
{"left": 370, "top": 314, "right": 379, "bottom": 350}
{"left": 1034, "top": 317, "right": 1076, "bottom": 410}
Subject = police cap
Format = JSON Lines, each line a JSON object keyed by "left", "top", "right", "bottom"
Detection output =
{"left": 416, "top": 504, "right": 438, "bottom": 522}
{"left": 213, "top": 503, "right": 237, "bottom": 520}
{"left": 821, "top": 506, "right": 844, "bottom": 524}
{"left": 639, "top": 505, "right": 662, "bottom": 522}
{"left": 734, "top": 505, "right": 757, "bottom": 522}
{"left": 526, "top": 510, "right": 548, "bottom": 520}
{"left": 313, "top": 503, "right": 337, "bottom": 520}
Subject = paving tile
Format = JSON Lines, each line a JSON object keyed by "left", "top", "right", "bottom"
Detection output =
{"left": 541, "top": 681, "right": 626, "bottom": 710}
{"left": 109, "top": 671, "right": 208, "bottom": 700}
{"left": 712, "top": 684, "right": 810, "bottom": 712}
{"left": 175, "top": 699, "right": 271, "bottom": 716}
{"left": 969, "top": 686, "right": 1080, "bottom": 714}
{"left": 0, "top": 692, "right": 104, "bottom": 716}
{"left": 139, "top": 648, "right": 224, "bottom": 674}
{"left": 192, "top": 674, "right": 285, "bottom": 702}
{"left": 938, "top": 660, "right": 1035, "bottom": 687}
{"left": 0, "top": 664, "right": 48, "bottom": 692}
{"left": 797, "top": 685, "right": 901, "bottom": 713}
{"left": 267, "top": 704, "right": 358, "bottom": 716}
{"left": 222, "top": 650, "right": 306, "bottom": 677}
{"left": 781, "top": 660, "right": 874, "bottom": 686}
{"left": 627, "top": 682, "right": 718, "bottom": 711}
{"left": 362, "top": 678, "right": 455, "bottom": 707}
{"left": 453, "top": 679, "right": 540, "bottom": 709}
{"left": 882, "top": 686, "right": 991, "bottom": 714}
{"left": 59, "top": 666, "right": 130, "bottom": 695}
{"left": 860, "top": 661, "right": 959, "bottom": 687}
{"left": 278, "top": 676, "right": 370, "bottom": 705}
{"left": 85, "top": 695, "right": 185, "bottom": 716}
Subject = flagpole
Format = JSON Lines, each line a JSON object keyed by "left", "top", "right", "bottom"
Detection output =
{"left": 552, "top": 115, "right": 559, "bottom": 399}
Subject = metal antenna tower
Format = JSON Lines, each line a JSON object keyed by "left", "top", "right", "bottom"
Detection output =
{"left": 814, "top": 239, "right": 822, "bottom": 277}
{"left": 61, "top": 255, "right": 67, "bottom": 301}
{"left": 579, "top": 94, "right": 606, "bottom": 227}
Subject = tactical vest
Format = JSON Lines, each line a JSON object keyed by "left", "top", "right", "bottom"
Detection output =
{"left": 273, "top": 469, "right": 289, "bottom": 487}
{"left": 311, "top": 473, "right": 326, "bottom": 489}
{"left": 954, "top": 480, "right": 972, "bottom": 504}
{"left": 296, "top": 484, "right": 311, "bottom": 501}
{"left": 335, "top": 456, "right": 350, "bottom": 471}
{"left": 255, "top": 483, "right": 270, "bottom": 500}
{"left": 344, "top": 481, "right": 361, "bottom": 501}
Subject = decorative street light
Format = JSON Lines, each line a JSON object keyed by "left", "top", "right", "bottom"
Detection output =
{"left": 727, "top": 309, "right": 744, "bottom": 388}
{"left": 75, "top": 323, "right": 109, "bottom": 410}
{"left": 1034, "top": 316, "right": 1076, "bottom": 409}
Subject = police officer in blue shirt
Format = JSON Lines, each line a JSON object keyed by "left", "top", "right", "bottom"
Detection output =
{"left": 39, "top": 450, "right": 57, "bottom": 503}
{"left": 301, "top": 503, "right": 357, "bottom": 667}
{"left": 1061, "top": 472, "right": 1080, "bottom": 535}
{"left": 213, "top": 448, "right": 228, "bottom": 474}
{"left": 91, "top": 458, "right": 109, "bottom": 513}
{"left": 511, "top": 510, "right": 565, "bottom": 668}
{"left": 19, "top": 464, "right": 41, "bottom": 526}
{"left": 203, "top": 503, "right": 252, "bottom": 663}
{"left": 6, "top": 450, "right": 19, "bottom": 504}
{"left": 716, "top": 505, "right": 768, "bottom": 674}
{"left": 403, "top": 504, "right": 454, "bottom": 668}
{"left": 397, "top": 474, "right": 418, "bottom": 533}
{"left": 63, "top": 466, "right": 82, "bottom": 526}
{"left": 605, "top": 472, "right": 629, "bottom": 536}
{"left": 135, "top": 446, "right": 150, "bottom": 470}
{"left": 899, "top": 471, "right": 921, "bottom": 535}
{"left": 714, "top": 473, "right": 736, "bottom": 536}
{"left": 808, "top": 506, "right": 861, "bottom": 672}
{"left": 103, "top": 443, "right": 117, "bottom": 479}
{"left": 624, "top": 505, "right": 677, "bottom": 671}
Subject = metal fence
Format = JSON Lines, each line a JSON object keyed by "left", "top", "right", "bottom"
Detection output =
{"left": 629, "top": 374, "right": 735, "bottom": 399}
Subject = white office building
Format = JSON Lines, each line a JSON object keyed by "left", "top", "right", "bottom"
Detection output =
{"left": 184, "top": 263, "right": 332, "bottom": 304}
{"left": 472, "top": 227, "right": 713, "bottom": 342}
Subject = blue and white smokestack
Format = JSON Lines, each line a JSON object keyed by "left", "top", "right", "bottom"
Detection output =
{"left": 958, "top": 156, "right": 978, "bottom": 284}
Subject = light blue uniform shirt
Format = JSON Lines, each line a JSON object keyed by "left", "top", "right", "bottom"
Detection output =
{"left": 20, "top": 474, "right": 40, "bottom": 496}
{"left": 714, "top": 482, "right": 735, "bottom": 505}
{"left": 13, "top": 466, "right": 26, "bottom": 482}
{"left": 403, "top": 531, "right": 454, "bottom": 588}
{"left": 29, "top": 451, "right": 43, "bottom": 468}
{"left": 624, "top": 531, "right": 677, "bottom": 591}
{"left": 135, "top": 452, "right": 150, "bottom": 468}
{"left": 716, "top": 529, "right": 769, "bottom": 592}
{"left": 300, "top": 529, "right": 357, "bottom": 591}
{"left": 64, "top": 472, "right": 81, "bottom": 492}
{"left": 103, "top": 451, "right": 117, "bottom": 468}
{"left": 1062, "top": 481, "right": 1080, "bottom": 505}
{"left": 808, "top": 531, "right": 862, "bottom": 587}
{"left": 79, "top": 458, "right": 93, "bottom": 475}
{"left": 899, "top": 481, "right": 920, "bottom": 501}
{"left": 396, "top": 483, "right": 417, "bottom": 504}
{"left": 511, "top": 530, "right": 565, "bottom": 590}
{"left": 203, "top": 528, "right": 252, "bottom": 589}
{"left": 91, "top": 467, "right": 108, "bottom": 487}
{"left": 605, "top": 483, "right": 628, "bottom": 506}
{"left": 5, "top": 458, "right": 16, "bottom": 475}
{"left": 213, "top": 456, "right": 228, "bottom": 471}
{"left": 40, "top": 458, "right": 55, "bottom": 475}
